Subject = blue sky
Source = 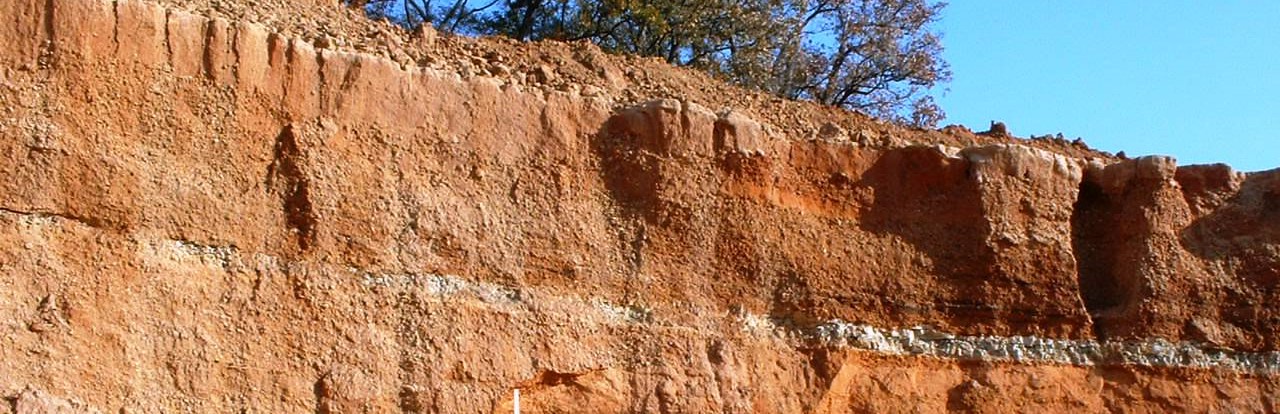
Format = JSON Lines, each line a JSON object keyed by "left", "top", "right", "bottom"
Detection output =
{"left": 936, "top": 1, "right": 1280, "bottom": 172}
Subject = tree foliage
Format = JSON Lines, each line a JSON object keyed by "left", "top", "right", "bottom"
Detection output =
{"left": 345, "top": 0, "right": 949, "bottom": 126}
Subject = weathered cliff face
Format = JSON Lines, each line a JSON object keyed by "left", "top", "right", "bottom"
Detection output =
{"left": 2, "top": 0, "right": 1279, "bottom": 412}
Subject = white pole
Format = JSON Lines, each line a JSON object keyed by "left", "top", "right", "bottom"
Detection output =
{"left": 513, "top": 389, "right": 521, "bottom": 414}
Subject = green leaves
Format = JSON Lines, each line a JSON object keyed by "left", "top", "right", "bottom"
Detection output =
{"left": 348, "top": 0, "right": 950, "bottom": 127}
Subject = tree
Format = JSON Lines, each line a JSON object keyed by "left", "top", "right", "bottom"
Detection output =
{"left": 346, "top": 0, "right": 499, "bottom": 33}
{"left": 345, "top": 0, "right": 950, "bottom": 127}
{"left": 784, "top": 0, "right": 949, "bottom": 126}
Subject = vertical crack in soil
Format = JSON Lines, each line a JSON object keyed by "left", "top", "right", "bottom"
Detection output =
{"left": 313, "top": 374, "right": 330, "bottom": 414}
{"left": 1071, "top": 177, "right": 1124, "bottom": 339}
{"left": 266, "top": 124, "right": 317, "bottom": 251}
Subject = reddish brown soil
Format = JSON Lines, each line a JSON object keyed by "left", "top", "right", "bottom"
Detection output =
{"left": 1, "top": 0, "right": 1278, "bottom": 412}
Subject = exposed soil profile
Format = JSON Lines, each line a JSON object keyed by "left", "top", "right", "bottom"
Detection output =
{"left": 1, "top": 0, "right": 1279, "bottom": 412}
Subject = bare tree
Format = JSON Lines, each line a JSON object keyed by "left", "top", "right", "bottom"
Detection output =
{"left": 344, "top": 0, "right": 500, "bottom": 33}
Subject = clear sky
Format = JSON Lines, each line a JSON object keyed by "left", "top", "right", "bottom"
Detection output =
{"left": 936, "top": 1, "right": 1280, "bottom": 172}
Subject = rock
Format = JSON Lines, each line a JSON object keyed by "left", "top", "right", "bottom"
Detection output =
{"left": 816, "top": 122, "right": 846, "bottom": 142}
{"left": 714, "top": 110, "right": 770, "bottom": 155}
{"left": 11, "top": 388, "right": 96, "bottom": 414}
{"left": 985, "top": 120, "right": 1009, "bottom": 136}
{"left": 534, "top": 65, "right": 555, "bottom": 83}
{"left": 314, "top": 367, "right": 390, "bottom": 413}
{"left": 313, "top": 34, "right": 333, "bottom": 49}
{"left": 413, "top": 24, "right": 437, "bottom": 48}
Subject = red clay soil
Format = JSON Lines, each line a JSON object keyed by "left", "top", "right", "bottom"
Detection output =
{"left": 1, "top": 0, "right": 1278, "bottom": 412}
